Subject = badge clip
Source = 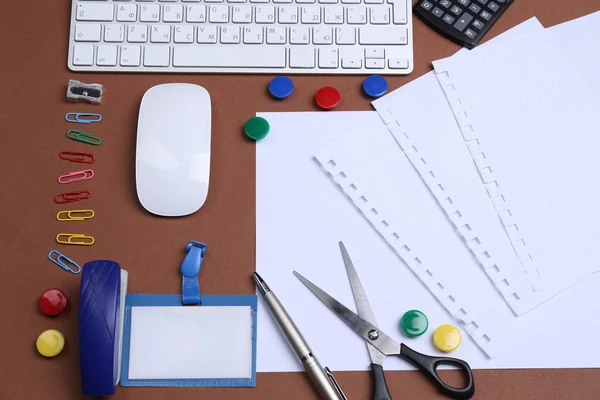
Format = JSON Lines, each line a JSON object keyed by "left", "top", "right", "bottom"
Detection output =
{"left": 181, "top": 241, "right": 207, "bottom": 305}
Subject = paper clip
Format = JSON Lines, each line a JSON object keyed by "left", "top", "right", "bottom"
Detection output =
{"left": 57, "top": 209, "right": 95, "bottom": 222}
{"left": 65, "top": 112, "right": 102, "bottom": 124}
{"left": 54, "top": 190, "right": 91, "bottom": 204}
{"left": 58, "top": 169, "right": 94, "bottom": 184}
{"left": 56, "top": 233, "right": 95, "bottom": 246}
{"left": 67, "top": 130, "right": 102, "bottom": 146}
{"left": 60, "top": 151, "right": 95, "bottom": 164}
{"left": 48, "top": 250, "right": 82, "bottom": 274}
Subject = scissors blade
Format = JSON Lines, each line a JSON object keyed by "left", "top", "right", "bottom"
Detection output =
{"left": 294, "top": 271, "right": 401, "bottom": 357}
{"left": 339, "top": 241, "right": 386, "bottom": 366}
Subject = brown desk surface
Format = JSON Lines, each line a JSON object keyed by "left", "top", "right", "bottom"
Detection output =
{"left": 3, "top": 1, "right": 599, "bottom": 399}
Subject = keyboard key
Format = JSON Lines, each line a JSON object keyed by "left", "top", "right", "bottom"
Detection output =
{"left": 453, "top": 12, "right": 473, "bottom": 31}
{"left": 186, "top": 5, "right": 207, "bottom": 22}
{"left": 480, "top": 10, "right": 492, "bottom": 20}
{"left": 221, "top": 26, "right": 241, "bottom": 43}
{"left": 476, "top": 0, "right": 488, "bottom": 4}
{"left": 266, "top": 26, "right": 286, "bottom": 43}
{"left": 74, "top": 24, "right": 101, "bottom": 42}
{"left": 173, "top": 46, "right": 286, "bottom": 67}
{"left": 390, "top": 0, "right": 407, "bottom": 24}
{"left": 347, "top": 6, "right": 367, "bottom": 24}
{"left": 163, "top": 5, "right": 183, "bottom": 22}
{"left": 369, "top": 6, "right": 390, "bottom": 24}
{"left": 150, "top": 25, "right": 171, "bottom": 42}
{"left": 365, "top": 48, "right": 384, "bottom": 58}
{"left": 73, "top": 45, "right": 94, "bottom": 66}
{"left": 255, "top": 6, "right": 276, "bottom": 23}
{"left": 120, "top": 45, "right": 141, "bottom": 66}
{"left": 97, "top": 45, "right": 118, "bottom": 66}
{"left": 325, "top": 6, "right": 345, "bottom": 23}
{"left": 431, "top": 7, "right": 443, "bottom": 18}
{"left": 233, "top": 5, "right": 253, "bottom": 22}
{"left": 198, "top": 26, "right": 218, "bottom": 43}
{"left": 313, "top": 27, "right": 333, "bottom": 44}
{"left": 420, "top": 1, "right": 433, "bottom": 11}
{"left": 76, "top": 3, "right": 114, "bottom": 21}
{"left": 468, "top": 3, "right": 481, "bottom": 13}
{"left": 290, "top": 26, "right": 310, "bottom": 43}
{"left": 442, "top": 14, "right": 455, "bottom": 24}
{"left": 128, "top": 25, "right": 148, "bottom": 43}
{"left": 457, "top": 0, "right": 470, "bottom": 6}
{"left": 464, "top": 28, "right": 476, "bottom": 38}
{"left": 336, "top": 26, "right": 356, "bottom": 44}
{"left": 450, "top": 5, "right": 462, "bottom": 15}
{"left": 365, "top": 58, "right": 384, "bottom": 68}
{"left": 439, "top": 0, "right": 451, "bottom": 8}
{"left": 318, "top": 48, "right": 338, "bottom": 68}
{"left": 140, "top": 5, "right": 161, "bottom": 22}
{"left": 278, "top": 6, "right": 298, "bottom": 23}
{"left": 359, "top": 26, "right": 407, "bottom": 44}
{"left": 290, "top": 47, "right": 315, "bottom": 68}
{"left": 175, "top": 25, "right": 195, "bottom": 42}
{"left": 209, "top": 5, "right": 230, "bottom": 22}
{"left": 116, "top": 4, "right": 137, "bottom": 22}
{"left": 341, "top": 57, "right": 361, "bottom": 68}
{"left": 388, "top": 58, "right": 408, "bottom": 69}
{"left": 320, "top": 0, "right": 339, "bottom": 4}
{"left": 297, "top": 0, "right": 317, "bottom": 4}
{"left": 365, "top": 0, "right": 384, "bottom": 4}
{"left": 341, "top": 0, "right": 360, "bottom": 4}
{"left": 488, "top": 2, "right": 499, "bottom": 11}
{"left": 104, "top": 24, "right": 125, "bottom": 43}
{"left": 144, "top": 46, "right": 170, "bottom": 66}
{"left": 243, "top": 26, "right": 264, "bottom": 43}
{"left": 274, "top": 0, "right": 293, "bottom": 3}
{"left": 301, "top": 6, "right": 321, "bottom": 23}
{"left": 472, "top": 19, "right": 484, "bottom": 29}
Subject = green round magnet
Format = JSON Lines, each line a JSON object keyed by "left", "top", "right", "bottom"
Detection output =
{"left": 244, "top": 117, "right": 270, "bottom": 141}
{"left": 400, "top": 310, "right": 428, "bottom": 337}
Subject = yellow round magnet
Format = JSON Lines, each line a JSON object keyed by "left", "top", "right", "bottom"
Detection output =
{"left": 433, "top": 324, "right": 461, "bottom": 352}
{"left": 36, "top": 329, "right": 65, "bottom": 358}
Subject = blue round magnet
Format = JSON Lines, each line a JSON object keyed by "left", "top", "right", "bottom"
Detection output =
{"left": 269, "top": 76, "right": 294, "bottom": 99}
{"left": 363, "top": 75, "right": 389, "bottom": 98}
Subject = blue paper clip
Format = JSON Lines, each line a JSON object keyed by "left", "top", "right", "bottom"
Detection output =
{"left": 48, "top": 249, "right": 82, "bottom": 274}
{"left": 181, "top": 241, "right": 207, "bottom": 305}
{"left": 65, "top": 112, "right": 102, "bottom": 124}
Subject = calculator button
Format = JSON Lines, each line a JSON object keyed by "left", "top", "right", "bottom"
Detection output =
{"left": 458, "top": 0, "right": 470, "bottom": 5}
{"left": 476, "top": 0, "right": 488, "bottom": 4}
{"left": 432, "top": 7, "right": 444, "bottom": 17}
{"left": 450, "top": 5, "right": 462, "bottom": 15}
{"left": 442, "top": 14, "right": 455, "bottom": 24}
{"left": 420, "top": 1, "right": 433, "bottom": 10}
{"left": 468, "top": 3, "right": 481, "bottom": 13}
{"left": 480, "top": 10, "right": 492, "bottom": 20}
{"left": 439, "top": 0, "right": 451, "bottom": 8}
{"left": 464, "top": 28, "right": 476, "bottom": 39}
{"left": 472, "top": 19, "right": 484, "bottom": 29}
{"left": 453, "top": 12, "right": 473, "bottom": 31}
{"left": 488, "top": 2, "right": 499, "bottom": 11}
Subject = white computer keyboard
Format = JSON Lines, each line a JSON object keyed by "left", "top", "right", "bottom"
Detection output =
{"left": 68, "top": 0, "right": 413, "bottom": 74}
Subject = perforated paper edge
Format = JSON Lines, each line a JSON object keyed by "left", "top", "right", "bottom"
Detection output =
{"left": 315, "top": 150, "right": 508, "bottom": 358}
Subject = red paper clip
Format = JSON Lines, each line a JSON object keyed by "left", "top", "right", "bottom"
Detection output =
{"left": 54, "top": 191, "right": 91, "bottom": 204}
{"left": 59, "top": 151, "right": 95, "bottom": 164}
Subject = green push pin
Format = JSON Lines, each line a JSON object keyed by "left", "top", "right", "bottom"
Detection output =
{"left": 244, "top": 117, "right": 270, "bottom": 141}
{"left": 400, "top": 310, "right": 428, "bottom": 337}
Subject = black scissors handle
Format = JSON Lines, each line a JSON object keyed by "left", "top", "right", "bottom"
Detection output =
{"left": 399, "top": 343, "right": 475, "bottom": 400}
{"left": 371, "top": 363, "right": 392, "bottom": 400}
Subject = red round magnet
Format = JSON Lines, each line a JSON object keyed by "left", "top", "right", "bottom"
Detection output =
{"left": 315, "top": 87, "right": 341, "bottom": 110}
{"left": 40, "top": 288, "right": 68, "bottom": 316}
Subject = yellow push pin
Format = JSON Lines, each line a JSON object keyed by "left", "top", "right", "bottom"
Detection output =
{"left": 36, "top": 329, "right": 65, "bottom": 358}
{"left": 433, "top": 324, "right": 461, "bottom": 352}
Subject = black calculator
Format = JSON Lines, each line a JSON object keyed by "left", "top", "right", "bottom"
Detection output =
{"left": 414, "top": 0, "right": 514, "bottom": 49}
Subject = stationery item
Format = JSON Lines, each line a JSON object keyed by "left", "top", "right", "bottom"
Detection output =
{"left": 66, "top": 80, "right": 103, "bottom": 104}
{"left": 254, "top": 273, "right": 346, "bottom": 400}
{"left": 40, "top": 289, "right": 68, "bottom": 317}
{"left": 400, "top": 310, "right": 428, "bottom": 337}
{"left": 36, "top": 329, "right": 65, "bottom": 358}
{"left": 245, "top": 117, "right": 270, "bottom": 141}
{"left": 67, "top": 130, "right": 102, "bottom": 145}
{"left": 56, "top": 209, "right": 94, "bottom": 222}
{"left": 433, "top": 325, "right": 462, "bottom": 353}
{"left": 48, "top": 250, "right": 81, "bottom": 274}
{"left": 54, "top": 190, "right": 91, "bottom": 204}
{"left": 56, "top": 233, "right": 95, "bottom": 246}
{"left": 59, "top": 151, "right": 95, "bottom": 164}
{"left": 294, "top": 241, "right": 474, "bottom": 400}
{"left": 79, "top": 260, "right": 129, "bottom": 397}
{"left": 413, "top": 0, "right": 514, "bottom": 49}
{"left": 58, "top": 169, "right": 94, "bottom": 184}
{"left": 269, "top": 76, "right": 294, "bottom": 99}
{"left": 181, "top": 241, "right": 207, "bottom": 305}
{"left": 136, "top": 84, "right": 211, "bottom": 217}
{"left": 65, "top": 112, "right": 102, "bottom": 124}
{"left": 315, "top": 87, "right": 341, "bottom": 110}
{"left": 363, "top": 75, "right": 389, "bottom": 98}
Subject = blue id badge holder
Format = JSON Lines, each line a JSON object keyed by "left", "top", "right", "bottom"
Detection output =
{"left": 120, "top": 241, "right": 257, "bottom": 388}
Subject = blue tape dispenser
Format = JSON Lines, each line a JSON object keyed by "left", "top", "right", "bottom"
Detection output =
{"left": 79, "top": 260, "right": 128, "bottom": 397}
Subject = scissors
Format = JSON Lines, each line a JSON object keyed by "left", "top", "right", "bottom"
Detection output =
{"left": 294, "top": 241, "right": 475, "bottom": 400}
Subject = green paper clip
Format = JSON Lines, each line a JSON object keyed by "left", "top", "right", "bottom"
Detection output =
{"left": 67, "top": 130, "right": 102, "bottom": 146}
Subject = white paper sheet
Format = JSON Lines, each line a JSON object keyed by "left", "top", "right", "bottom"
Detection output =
{"left": 256, "top": 111, "right": 600, "bottom": 371}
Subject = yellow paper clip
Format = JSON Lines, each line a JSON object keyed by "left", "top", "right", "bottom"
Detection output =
{"left": 56, "top": 233, "right": 95, "bottom": 246}
{"left": 56, "top": 209, "right": 95, "bottom": 222}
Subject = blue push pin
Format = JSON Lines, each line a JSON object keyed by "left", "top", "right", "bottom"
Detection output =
{"left": 269, "top": 76, "right": 294, "bottom": 99}
{"left": 363, "top": 75, "right": 389, "bottom": 98}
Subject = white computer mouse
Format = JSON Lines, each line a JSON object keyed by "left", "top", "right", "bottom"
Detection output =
{"left": 136, "top": 84, "right": 211, "bottom": 217}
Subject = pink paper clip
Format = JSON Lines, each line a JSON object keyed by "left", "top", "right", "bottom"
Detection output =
{"left": 58, "top": 169, "right": 94, "bottom": 184}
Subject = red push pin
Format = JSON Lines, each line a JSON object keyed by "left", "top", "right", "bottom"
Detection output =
{"left": 315, "top": 86, "right": 341, "bottom": 110}
{"left": 40, "top": 289, "right": 68, "bottom": 316}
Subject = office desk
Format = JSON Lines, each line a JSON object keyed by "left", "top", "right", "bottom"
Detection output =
{"left": 2, "top": 0, "right": 599, "bottom": 398}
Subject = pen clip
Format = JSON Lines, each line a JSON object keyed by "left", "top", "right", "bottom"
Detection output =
{"left": 324, "top": 367, "right": 348, "bottom": 400}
